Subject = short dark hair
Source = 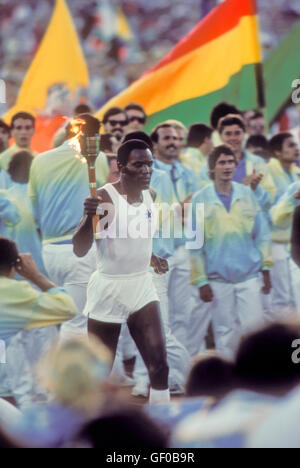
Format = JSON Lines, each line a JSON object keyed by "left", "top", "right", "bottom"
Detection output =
{"left": 103, "top": 107, "right": 127, "bottom": 124}
{"left": 0, "top": 119, "right": 10, "bottom": 135}
{"left": 186, "top": 355, "right": 235, "bottom": 398}
{"left": 11, "top": 112, "right": 35, "bottom": 129}
{"left": 74, "top": 103, "right": 92, "bottom": 116}
{"left": 117, "top": 139, "right": 151, "bottom": 166}
{"left": 249, "top": 110, "right": 264, "bottom": 121}
{"left": 210, "top": 102, "right": 242, "bottom": 130}
{"left": 0, "top": 237, "right": 19, "bottom": 276}
{"left": 208, "top": 145, "right": 236, "bottom": 179}
{"left": 150, "top": 123, "right": 173, "bottom": 143}
{"left": 123, "top": 131, "right": 153, "bottom": 151}
{"left": 79, "top": 409, "right": 168, "bottom": 448}
{"left": 235, "top": 322, "right": 300, "bottom": 393}
{"left": 246, "top": 134, "right": 269, "bottom": 151}
{"left": 66, "top": 114, "right": 101, "bottom": 139}
{"left": 218, "top": 114, "right": 246, "bottom": 134}
{"left": 99, "top": 134, "right": 114, "bottom": 153}
{"left": 124, "top": 103, "right": 146, "bottom": 118}
{"left": 187, "top": 123, "right": 213, "bottom": 148}
{"left": 8, "top": 151, "right": 34, "bottom": 180}
{"left": 269, "top": 132, "right": 293, "bottom": 156}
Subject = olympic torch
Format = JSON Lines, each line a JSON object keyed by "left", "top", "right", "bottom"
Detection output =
{"left": 79, "top": 132, "right": 101, "bottom": 240}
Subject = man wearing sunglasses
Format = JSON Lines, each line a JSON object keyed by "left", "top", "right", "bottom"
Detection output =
{"left": 0, "top": 112, "right": 37, "bottom": 172}
{"left": 124, "top": 103, "right": 147, "bottom": 134}
{"left": 103, "top": 107, "right": 128, "bottom": 144}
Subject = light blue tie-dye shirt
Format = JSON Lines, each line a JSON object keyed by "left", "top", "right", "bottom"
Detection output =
{"left": 28, "top": 141, "right": 109, "bottom": 244}
{"left": 154, "top": 159, "right": 199, "bottom": 249}
{"left": 0, "top": 182, "right": 47, "bottom": 275}
{"left": 189, "top": 182, "right": 272, "bottom": 287}
{"left": 151, "top": 168, "right": 176, "bottom": 259}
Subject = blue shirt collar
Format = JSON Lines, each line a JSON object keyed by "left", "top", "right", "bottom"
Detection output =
{"left": 208, "top": 182, "right": 245, "bottom": 207}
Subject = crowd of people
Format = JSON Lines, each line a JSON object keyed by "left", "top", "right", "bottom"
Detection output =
{"left": 0, "top": 95, "right": 300, "bottom": 448}
{"left": 1, "top": 0, "right": 300, "bottom": 115}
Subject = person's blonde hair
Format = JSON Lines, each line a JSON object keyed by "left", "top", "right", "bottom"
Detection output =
{"left": 37, "top": 336, "right": 112, "bottom": 415}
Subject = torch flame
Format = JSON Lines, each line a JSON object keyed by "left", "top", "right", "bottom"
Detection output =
{"left": 68, "top": 118, "right": 87, "bottom": 164}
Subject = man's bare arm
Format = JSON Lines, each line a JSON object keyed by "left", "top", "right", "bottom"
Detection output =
{"left": 73, "top": 189, "right": 111, "bottom": 257}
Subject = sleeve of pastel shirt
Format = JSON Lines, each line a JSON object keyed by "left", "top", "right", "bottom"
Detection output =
{"left": 187, "top": 167, "right": 200, "bottom": 193}
{"left": 198, "top": 162, "right": 212, "bottom": 189}
{"left": 188, "top": 192, "right": 208, "bottom": 288}
{"left": 24, "top": 286, "right": 77, "bottom": 330}
{"left": 0, "top": 191, "right": 20, "bottom": 225}
{"left": 270, "top": 182, "right": 300, "bottom": 230}
{"left": 252, "top": 197, "right": 273, "bottom": 270}
{"left": 28, "top": 162, "right": 40, "bottom": 229}
{"left": 257, "top": 160, "right": 277, "bottom": 204}
{"left": 253, "top": 185, "right": 272, "bottom": 212}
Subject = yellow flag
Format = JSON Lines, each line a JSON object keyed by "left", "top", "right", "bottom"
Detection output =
{"left": 3, "top": 0, "right": 89, "bottom": 123}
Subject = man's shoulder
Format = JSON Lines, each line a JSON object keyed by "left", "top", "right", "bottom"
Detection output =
{"left": 192, "top": 182, "right": 214, "bottom": 202}
{"left": 32, "top": 142, "right": 73, "bottom": 164}
{"left": 245, "top": 151, "right": 267, "bottom": 168}
{"left": 97, "top": 185, "right": 113, "bottom": 204}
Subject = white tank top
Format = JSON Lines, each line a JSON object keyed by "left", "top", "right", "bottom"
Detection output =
{"left": 96, "top": 183, "right": 157, "bottom": 276}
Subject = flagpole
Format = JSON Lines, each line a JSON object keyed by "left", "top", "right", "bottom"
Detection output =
{"left": 253, "top": 0, "right": 268, "bottom": 133}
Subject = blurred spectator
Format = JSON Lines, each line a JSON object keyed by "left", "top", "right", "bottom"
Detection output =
{"left": 186, "top": 352, "right": 235, "bottom": 400}
{"left": 5, "top": 336, "right": 119, "bottom": 448}
{"left": 247, "top": 111, "right": 266, "bottom": 136}
{"left": 102, "top": 106, "right": 128, "bottom": 143}
{"left": 0, "top": 119, "right": 10, "bottom": 153}
{"left": 124, "top": 102, "right": 147, "bottom": 134}
{"left": 77, "top": 409, "right": 169, "bottom": 448}
{"left": 245, "top": 134, "right": 270, "bottom": 161}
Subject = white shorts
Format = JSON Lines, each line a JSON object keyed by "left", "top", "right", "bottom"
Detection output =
{"left": 84, "top": 270, "right": 159, "bottom": 324}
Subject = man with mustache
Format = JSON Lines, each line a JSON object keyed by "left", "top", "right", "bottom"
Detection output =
{"left": 150, "top": 124, "right": 210, "bottom": 358}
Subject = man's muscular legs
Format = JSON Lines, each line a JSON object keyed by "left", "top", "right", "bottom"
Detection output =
{"left": 127, "top": 301, "right": 169, "bottom": 391}
{"left": 88, "top": 319, "right": 121, "bottom": 358}
{"left": 88, "top": 301, "right": 169, "bottom": 392}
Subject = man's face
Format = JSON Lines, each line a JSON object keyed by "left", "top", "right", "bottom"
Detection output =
{"left": 155, "top": 127, "right": 180, "bottom": 161}
{"left": 11, "top": 118, "right": 34, "bottom": 148}
{"left": 122, "top": 148, "right": 153, "bottom": 190}
{"left": 247, "top": 145, "right": 269, "bottom": 161}
{"left": 220, "top": 124, "right": 245, "bottom": 154}
{"left": 125, "top": 109, "right": 146, "bottom": 133}
{"left": 278, "top": 137, "right": 300, "bottom": 164}
{"left": 213, "top": 153, "right": 236, "bottom": 183}
{"left": 248, "top": 117, "right": 265, "bottom": 136}
{"left": 104, "top": 113, "right": 128, "bottom": 142}
{"left": 0, "top": 127, "right": 10, "bottom": 152}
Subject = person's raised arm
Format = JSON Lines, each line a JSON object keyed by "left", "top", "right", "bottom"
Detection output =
{"left": 73, "top": 188, "right": 112, "bottom": 257}
{"left": 73, "top": 195, "right": 102, "bottom": 257}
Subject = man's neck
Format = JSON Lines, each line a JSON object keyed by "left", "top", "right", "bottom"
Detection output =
{"left": 199, "top": 145, "right": 208, "bottom": 157}
{"left": 117, "top": 178, "right": 143, "bottom": 203}
{"left": 155, "top": 154, "right": 173, "bottom": 165}
{"left": 234, "top": 149, "right": 244, "bottom": 163}
{"left": 215, "top": 179, "right": 232, "bottom": 195}
{"left": 280, "top": 160, "right": 293, "bottom": 172}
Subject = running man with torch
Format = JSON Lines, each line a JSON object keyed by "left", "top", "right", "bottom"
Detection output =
{"left": 73, "top": 139, "right": 171, "bottom": 403}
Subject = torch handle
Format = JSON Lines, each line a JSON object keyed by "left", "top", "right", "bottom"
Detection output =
{"left": 88, "top": 165, "right": 100, "bottom": 240}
